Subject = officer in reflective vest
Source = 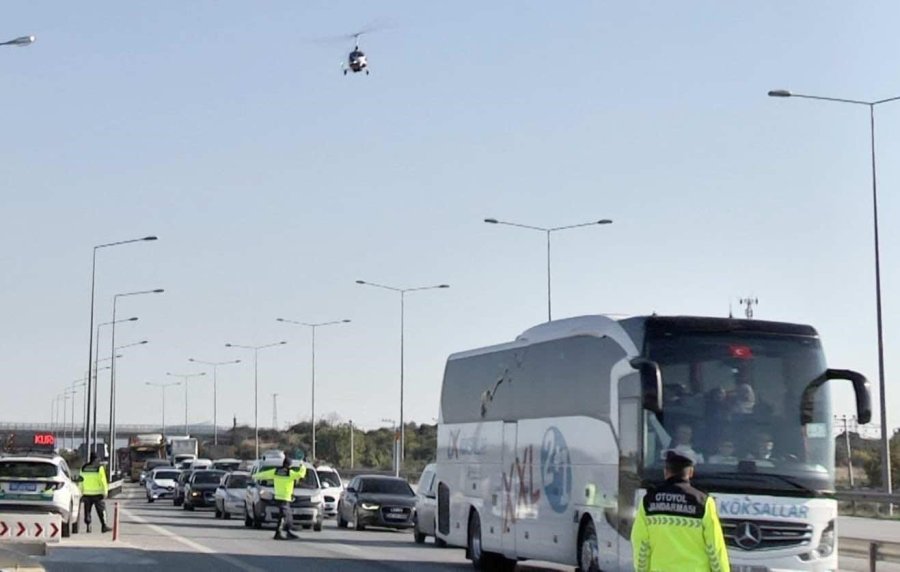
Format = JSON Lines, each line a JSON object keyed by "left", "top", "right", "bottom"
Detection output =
{"left": 253, "top": 457, "right": 306, "bottom": 540}
{"left": 631, "top": 450, "right": 730, "bottom": 571}
{"left": 79, "top": 454, "right": 111, "bottom": 533}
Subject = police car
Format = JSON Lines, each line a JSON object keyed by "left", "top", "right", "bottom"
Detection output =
{"left": 0, "top": 433, "right": 82, "bottom": 537}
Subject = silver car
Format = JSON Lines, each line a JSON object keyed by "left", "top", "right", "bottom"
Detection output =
{"left": 145, "top": 467, "right": 180, "bottom": 502}
{"left": 214, "top": 471, "right": 250, "bottom": 520}
{"left": 413, "top": 463, "right": 445, "bottom": 545}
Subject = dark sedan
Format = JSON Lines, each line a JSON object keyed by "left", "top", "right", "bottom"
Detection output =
{"left": 337, "top": 475, "right": 416, "bottom": 531}
{"left": 183, "top": 470, "right": 226, "bottom": 511}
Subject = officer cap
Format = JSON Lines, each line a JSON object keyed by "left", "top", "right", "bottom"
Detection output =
{"left": 665, "top": 450, "right": 695, "bottom": 470}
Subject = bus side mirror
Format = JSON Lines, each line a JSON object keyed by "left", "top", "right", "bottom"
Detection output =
{"left": 801, "top": 369, "right": 871, "bottom": 425}
{"left": 630, "top": 358, "right": 663, "bottom": 415}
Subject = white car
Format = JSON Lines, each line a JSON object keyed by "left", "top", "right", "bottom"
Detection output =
{"left": 0, "top": 454, "right": 82, "bottom": 537}
{"left": 214, "top": 471, "right": 250, "bottom": 520}
{"left": 189, "top": 458, "right": 212, "bottom": 470}
{"left": 315, "top": 465, "right": 343, "bottom": 518}
{"left": 145, "top": 467, "right": 181, "bottom": 502}
{"left": 245, "top": 460, "right": 324, "bottom": 531}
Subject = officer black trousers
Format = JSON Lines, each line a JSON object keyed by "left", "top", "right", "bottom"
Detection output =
{"left": 275, "top": 500, "right": 294, "bottom": 535}
{"left": 83, "top": 495, "right": 107, "bottom": 526}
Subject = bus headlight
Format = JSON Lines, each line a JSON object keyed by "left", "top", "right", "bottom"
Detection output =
{"left": 816, "top": 520, "right": 835, "bottom": 558}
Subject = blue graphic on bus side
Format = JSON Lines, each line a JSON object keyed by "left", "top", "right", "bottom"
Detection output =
{"left": 540, "top": 426, "right": 572, "bottom": 513}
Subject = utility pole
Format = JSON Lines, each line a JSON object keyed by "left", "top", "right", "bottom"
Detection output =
{"left": 272, "top": 393, "right": 278, "bottom": 430}
{"left": 739, "top": 297, "right": 759, "bottom": 319}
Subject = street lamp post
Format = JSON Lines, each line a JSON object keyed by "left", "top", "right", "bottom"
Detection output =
{"left": 277, "top": 317, "right": 351, "bottom": 461}
{"left": 146, "top": 381, "right": 180, "bottom": 437}
{"left": 83, "top": 235, "right": 157, "bottom": 457}
{"left": 0, "top": 35, "right": 35, "bottom": 47}
{"left": 225, "top": 341, "right": 288, "bottom": 459}
{"left": 166, "top": 372, "right": 207, "bottom": 436}
{"left": 92, "top": 317, "right": 138, "bottom": 449}
{"left": 188, "top": 358, "right": 241, "bottom": 446}
{"left": 109, "top": 288, "right": 162, "bottom": 472}
{"left": 356, "top": 280, "right": 449, "bottom": 476}
{"left": 769, "top": 89, "right": 896, "bottom": 497}
{"left": 484, "top": 217, "right": 613, "bottom": 321}
{"left": 68, "top": 380, "right": 86, "bottom": 451}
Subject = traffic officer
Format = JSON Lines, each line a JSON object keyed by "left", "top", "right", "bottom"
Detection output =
{"left": 631, "top": 450, "right": 730, "bottom": 571}
{"left": 79, "top": 453, "right": 111, "bottom": 534}
{"left": 253, "top": 456, "right": 306, "bottom": 540}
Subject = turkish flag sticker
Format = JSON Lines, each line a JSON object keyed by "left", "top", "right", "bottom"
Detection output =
{"left": 730, "top": 345, "right": 753, "bottom": 359}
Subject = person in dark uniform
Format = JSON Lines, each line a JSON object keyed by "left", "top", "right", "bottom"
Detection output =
{"left": 631, "top": 451, "right": 730, "bottom": 571}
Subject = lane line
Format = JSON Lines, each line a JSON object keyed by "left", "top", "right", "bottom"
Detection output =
{"left": 121, "top": 504, "right": 266, "bottom": 572}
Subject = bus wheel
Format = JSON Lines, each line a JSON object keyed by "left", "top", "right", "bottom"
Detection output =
{"left": 467, "top": 511, "right": 514, "bottom": 571}
{"left": 578, "top": 519, "right": 601, "bottom": 572}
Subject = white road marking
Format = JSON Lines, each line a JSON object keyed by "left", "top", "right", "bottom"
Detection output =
{"left": 122, "top": 506, "right": 266, "bottom": 572}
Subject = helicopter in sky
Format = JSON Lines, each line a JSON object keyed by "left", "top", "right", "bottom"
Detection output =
{"left": 342, "top": 30, "right": 372, "bottom": 76}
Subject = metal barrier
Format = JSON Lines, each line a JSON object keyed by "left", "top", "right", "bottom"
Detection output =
{"left": 841, "top": 537, "right": 900, "bottom": 571}
{"left": 836, "top": 490, "right": 899, "bottom": 518}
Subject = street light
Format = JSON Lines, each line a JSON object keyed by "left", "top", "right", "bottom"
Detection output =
{"left": 484, "top": 217, "right": 613, "bottom": 321}
{"left": 0, "top": 35, "right": 35, "bottom": 47}
{"left": 146, "top": 381, "right": 180, "bottom": 438}
{"left": 109, "top": 288, "right": 163, "bottom": 472}
{"left": 356, "top": 279, "right": 449, "bottom": 476}
{"left": 83, "top": 235, "right": 157, "bottom": 456}
{"left": 166, "top": 372, "right": 207, "bottom": 436}
{"left": 769, "top": 88, "right": 897, "bottom": 497}
{"left": 188, "top": 358, "right": 241, "bottom": 445}
{"left": 91, "top": 316, "right": 138, "bottom": 448}
{"left": 225, "top": 341, "right": 288, "bottom": 458}
{"left": 277, "top": 317, "right": 351, "bottom": 461}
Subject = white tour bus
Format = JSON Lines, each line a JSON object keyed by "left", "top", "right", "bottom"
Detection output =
{"left": 435, "top": 314, "right": 871, "bottom": 572}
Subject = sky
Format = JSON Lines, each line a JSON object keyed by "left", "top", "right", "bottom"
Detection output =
{"left": 1, "top": 2, "right": 899, "bottom": 436}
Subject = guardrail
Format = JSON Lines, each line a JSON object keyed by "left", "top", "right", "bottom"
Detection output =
{"left": 836, "top": 490, "right": 900, "bottom": 518}
{"left": 841, "top": 537, "right": 900, "bottom": 571}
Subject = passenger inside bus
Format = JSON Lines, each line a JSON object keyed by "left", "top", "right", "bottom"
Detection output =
{"left": 707, "top": 439, "right": 738, "bottom": 464}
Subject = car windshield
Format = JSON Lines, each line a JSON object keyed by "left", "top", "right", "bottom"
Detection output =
{"left": 192, "top": 471, "right": 224, "bottom": 484}
{"left": 359, "top": 478, "right": 414, "bottom": 496}
{"left": 0, "top": 462, "right": 57, "bottom": 479}
{"left": 213, "top": 462, "right": 240, "bottom": 471}
{"left": 227, "top": 475, "right": 250, "bottom": 488}
{"left": 318, "top": 471, "right": 341, "bottom": 488}
{"left": 643, "top": 329, "right": 835, "bottom": 494}
{"left": 153, "top": 471, "right": 180, "bottom": 480}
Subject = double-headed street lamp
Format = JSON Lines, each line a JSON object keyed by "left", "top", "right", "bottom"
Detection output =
{"left": 356, "top": 280, "right": 449, "bottom": 476}
{"left": 146, "top": 381, "right": 180, "bottom": 437}
{"left": 225, "top": 341, "right": 287, "bottom": 459}
{"left": 187, "top": 358, "right": 241, "bottom": 445}
{"left": 83, "top": 235, "right": 157, "bottom": 455}
{"left": 165, "top": 372, "right": 207, "bottom": 436}
{"left": 0, "top": 35, "right": 35, "bottom": 47}
{"left": 769, "top": 89, "right": 897, "bottom": 497}
{"left": 484, "top": 217, "right": 613, "bottom": 322}
{"left": 277, "top": 318, "right": 351, "bottom": 461}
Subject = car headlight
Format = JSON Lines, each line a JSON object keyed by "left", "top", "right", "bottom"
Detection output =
{"left": 311, "top": 494, "right": 323, "bottom": 504}
{"left": 815, "top": 520, "right": 836, "bottom": 558}
{"left": 259, "top": 489, "right": 274, "bottom": 500}
{"left": 360, "top": 502, "right": 380, "bottom": 511}
{"left": 191, "top": 491, "right": 200, "bottom": 497}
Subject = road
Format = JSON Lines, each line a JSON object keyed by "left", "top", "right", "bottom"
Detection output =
{"left": 27, "top": 484, "right": 899, "bottom": 571}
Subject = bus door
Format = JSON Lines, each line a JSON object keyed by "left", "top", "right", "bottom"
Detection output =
{"left": 617, "top": 370, "right": 644, "bottom": 571}
{"left": 500, "top": 421, "right": 518, "bottom": 557}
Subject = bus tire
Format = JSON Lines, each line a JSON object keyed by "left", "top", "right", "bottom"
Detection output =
{"left": 578, "top": 518, "right": 601, "bottom": 572}
{"left": 467, "top": 510, "right": 515, "bottom": 571}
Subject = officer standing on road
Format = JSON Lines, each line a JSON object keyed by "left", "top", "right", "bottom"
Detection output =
{"left": 79, "top": 453, "right": 111, "bottom": 534}
{"left": 253, "top": 455, "right": 306, "bottom": 540}
{"left": 631, "top": 451, "right": 730, "bottom": 571}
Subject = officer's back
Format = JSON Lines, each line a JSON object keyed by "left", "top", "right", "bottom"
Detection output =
{"left": 631, "top": 451, "right": 730, "bottom": 572}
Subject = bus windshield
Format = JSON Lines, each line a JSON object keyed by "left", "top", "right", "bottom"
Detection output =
{"left": 642, "top": 329, "right": 834, "bottom": 495}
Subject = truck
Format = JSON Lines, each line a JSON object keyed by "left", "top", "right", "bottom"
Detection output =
{"left": 435, "top": 314, "right": 872, "bottom": 572}
{"left": 128, "top": 434, "right": 167, "bottom": 482}
{"left": 168, "top": 437, "right": 199, "bottom": 465}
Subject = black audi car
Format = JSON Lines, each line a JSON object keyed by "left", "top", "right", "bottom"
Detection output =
{"left": 337, "top": 475, "right": 416, "bottom": 530}
{"left": 183, "top": 470, "right": 226, "bottom": 511}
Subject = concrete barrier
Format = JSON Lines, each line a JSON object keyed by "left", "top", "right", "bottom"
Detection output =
{"left": 0, "top": 514, "right": 62, "bottom": 544}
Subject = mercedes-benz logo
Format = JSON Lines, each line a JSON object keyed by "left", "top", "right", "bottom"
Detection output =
{"left": 734, "top": 521, "right": 762, "bottom": 550}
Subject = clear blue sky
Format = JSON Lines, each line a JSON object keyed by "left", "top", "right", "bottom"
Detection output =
{"left": 2, "top": 2, "right": 898, "bottom": 435}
